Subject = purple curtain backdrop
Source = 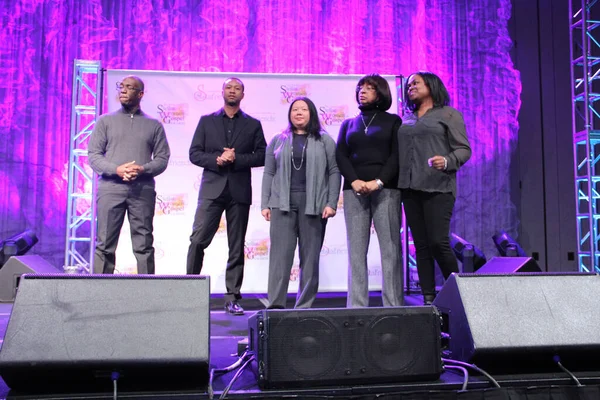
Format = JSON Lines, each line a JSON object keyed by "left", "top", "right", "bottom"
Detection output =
{"left": 0, "top": 0, "right": 520, "bottom": 267}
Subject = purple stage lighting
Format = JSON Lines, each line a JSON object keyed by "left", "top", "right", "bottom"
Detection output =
{"left": 450, "top": 233, "right": 487, "bottom": 273}
{"left": 0, "top": 230, "right": 39, "bottom": 267}
{"left": 492, "top": 230, "right": 526, "bottom": 257}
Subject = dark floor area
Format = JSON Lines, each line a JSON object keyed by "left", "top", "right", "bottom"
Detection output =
{"left": 0, "top": 292, "right": 599, "bottom": 399}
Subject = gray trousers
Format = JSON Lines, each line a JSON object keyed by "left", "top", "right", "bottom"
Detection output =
{"left": 343, "top": 188, "right": 404, "bottom": 307}
{"left": 94, "top": 180, "right": 156, "bottom": 274}
{"left": 267, "top": 191, "right": 327, "bottom": 309}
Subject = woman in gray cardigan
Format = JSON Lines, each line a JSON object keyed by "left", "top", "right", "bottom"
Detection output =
{"left": 261, "top": 97, "right": 341, "bottom": 309}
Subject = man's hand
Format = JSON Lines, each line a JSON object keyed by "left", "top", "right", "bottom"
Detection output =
{"left": 217, "top": 148, "right": 236, "bottom": 166}
{"left": 428, "top": 155, "right": 447, "bottom": 171}
{"left": 117, "top": 161, "right": 135, "bottom": 181}
{"left": 322, "top": 206, "right": 336, "bottom": 219}
{"left": 123, "top": 162, "right": 144, "bottom": 181}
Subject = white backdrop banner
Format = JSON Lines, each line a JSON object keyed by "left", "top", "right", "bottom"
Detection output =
{"left": 106, "top": 70, "right": 399, "bottom": 294}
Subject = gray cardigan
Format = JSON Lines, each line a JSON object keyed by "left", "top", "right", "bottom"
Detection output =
{"left": 261, "top": 132, "right": 341, "bottom": 215}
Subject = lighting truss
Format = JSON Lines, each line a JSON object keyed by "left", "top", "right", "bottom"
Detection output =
{"left": 64, "top": 60, "right": 103, "bottom": 273}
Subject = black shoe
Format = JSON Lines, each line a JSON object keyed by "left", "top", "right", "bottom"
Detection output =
{"left": 423, "top": 294, "right": 436, "bottom": 305}
{"left": 225, "top": 301, "right": 245, "bottom": 315}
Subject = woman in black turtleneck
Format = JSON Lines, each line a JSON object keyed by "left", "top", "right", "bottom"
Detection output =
{"left": 336, "top": 74, "right": 404, "bottom": 308}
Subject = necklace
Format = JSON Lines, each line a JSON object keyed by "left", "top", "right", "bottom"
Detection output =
{"left": 291, "top": 135, "right": 308, "bottom": 171}
{"left": 361, "top": 113, "right": 377, "bottom": 134}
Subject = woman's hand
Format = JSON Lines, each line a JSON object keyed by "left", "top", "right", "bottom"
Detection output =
{"left": 351, "top": 180, "right": 368, "bottom": 195}
{"left": 428, "top": 155, "right": 447, "bottom": 171}
{"left": 261, "top": 208, "right": 271, "bottom": 221}
{"left": 322, "top": 206, "right": 336, "bottom": 219}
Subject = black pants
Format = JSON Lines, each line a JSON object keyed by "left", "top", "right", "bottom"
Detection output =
{"left": 186, "top": 184, "right": 250, "bottom": 302}
{"left": 401, "top": 189, "right": 458, "bottom": 296}
{"left": 94, "top": 180, "right": 156, "bottom": 274}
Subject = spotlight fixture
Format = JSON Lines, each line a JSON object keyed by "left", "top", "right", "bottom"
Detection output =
{"left": 492, "top": 230, "right": 526, "bottom": 257}
{"left": 450, "top": 233, "right": 487, "bottom": 273}
{"left": 0, "top": 230, "right": 39, "bottom": 267}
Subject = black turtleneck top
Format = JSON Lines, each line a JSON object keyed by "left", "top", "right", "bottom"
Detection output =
{"left": 335, "top": 105, "right": 402, "bottom": 190}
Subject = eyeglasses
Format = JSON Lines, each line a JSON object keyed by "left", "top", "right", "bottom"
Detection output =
{"left": 356, "top": 85, "right": 376, "bottom": 93}
{"left": 115, "top": 82, "right": 141, "bottom": 92}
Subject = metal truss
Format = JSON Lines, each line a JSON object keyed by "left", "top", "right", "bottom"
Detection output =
{"left": 64, "top": 60, "right": 103, "bottom": 273}
{"left": 570, "top": 0, "right": 600, "bottom": 273}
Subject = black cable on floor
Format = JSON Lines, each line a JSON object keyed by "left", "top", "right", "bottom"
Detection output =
{"left": 219, "top": 355, "right": 255, "bottom": 400}
{"left": 444, "top": 364, "right": 469, "bottom": 391}
{"left": 442, "top": 358, "right": 501, "bottom": 388}
{"left": 554, "top": 356, "right": 583, "bottom": 387}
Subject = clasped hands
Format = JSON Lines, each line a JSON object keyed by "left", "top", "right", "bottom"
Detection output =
{"left": 217, "top": 148, "right": 235, "bottom": 166}
{"left": 351, "top": 180, "right": 381, "bottom": 196}
{"left": 117, "top": 161, "right": 144, "bottom": 182}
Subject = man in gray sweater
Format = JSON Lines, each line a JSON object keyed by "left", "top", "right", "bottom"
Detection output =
{"left": 88, "top": 75, "right": 170, "bottom": 274}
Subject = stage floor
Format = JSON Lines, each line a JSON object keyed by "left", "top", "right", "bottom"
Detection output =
{"left": 0, "top": 292, "right": 599, "bottom": 399}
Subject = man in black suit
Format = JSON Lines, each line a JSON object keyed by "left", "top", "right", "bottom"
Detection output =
{"left": 187, "top": 77, "right": 267, "bottom": 315}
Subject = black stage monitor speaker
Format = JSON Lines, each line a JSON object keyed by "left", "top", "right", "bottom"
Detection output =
{"left": 248, "top": 306, "right": 442, "bottom": 389}
{"left": 0, "top": 274, "right": 210, "bottom": 394}
{"left": 0, "top": 255, "right": 60, "bottom": 302}
{"left": 476, "top": 256, "right": 541, "bottom": 274}
{"left": 433, "top": 273, "right": 600, "bottom": 373}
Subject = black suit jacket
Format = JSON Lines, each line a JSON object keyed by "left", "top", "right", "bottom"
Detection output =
{"left": 190, "top": 109, "right": 267, "bottom": 204}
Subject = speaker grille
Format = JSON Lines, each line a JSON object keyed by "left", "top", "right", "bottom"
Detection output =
{"left": 276, "top": 316, "right": 342, "bottom": 378}
{"left": 364, "top": 314, "right": 422, "bottom": 374}
{"left": 249, "top": 307, "right": 442, "bottom": 389}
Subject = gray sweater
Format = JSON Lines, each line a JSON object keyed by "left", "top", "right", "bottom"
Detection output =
{"left": 88, "top": 108, "right": 171, "bottom": 181}
{"left": 261, "top": 132, "right": 341, "bottom": 215}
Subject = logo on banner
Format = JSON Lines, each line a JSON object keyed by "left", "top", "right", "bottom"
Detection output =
{"left": 337, "top": 193, "right": 345, "bottom": 210}
{"left": 319, "top": 105, "right": 348, "bottom": 126}
{"left": 245, "top": 238, "right": 269, "bottom": 260}
{"left": 156, "top": 194, "right": 187, "bottom": 216}
{"left": 194, "top": 174, "right": 202, "bottom": 191}
{"left": 169, "top": 157, "right": 193, "bottom": 167}
{"left": 157, "top": 103, "right": 188, "bottom": 124}
{"left": 320, "top": 245, "right": 348, "bottom": 256}
{"left": 217, "top": 217, "right": 227, "bottom": 234}
{"left": 194, "top": 84, "right": 222, "bottom": 102}
{"left": 289, "top": 264, "right": 300, "bottom": 282}
{"left": 250, "top": 111, "right": 277, "bottom": 123}
{"left": 280, "top": 84, "right": 310, "bottom": 104}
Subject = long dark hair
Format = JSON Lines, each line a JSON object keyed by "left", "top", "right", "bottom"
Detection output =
{"left": 285, "top": 97, "right": 323, "bottom": 139}
{"left": 404, "top": 72, "right": 450, "bottom": 113}
{"left": 355, "top": 74, "right": 393, "bottom": 111}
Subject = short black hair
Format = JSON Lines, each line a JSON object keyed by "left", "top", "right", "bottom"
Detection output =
{"left": 286, "top": 97, "right": 323, "bottom": 139}
{"left": 404, "top": 72, "right": 450, "bottom": 113}
{"left": 223, "top": 77, "right": 245, "bottom": 92}
{"left": 355, "top": 74, "right": 393, "bottom": 111}
{"left": 124, "top": 75, "right": 145, "bottom": 91}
